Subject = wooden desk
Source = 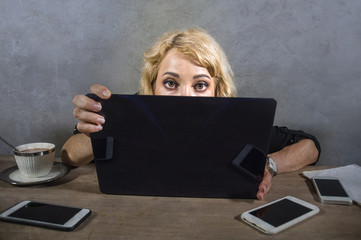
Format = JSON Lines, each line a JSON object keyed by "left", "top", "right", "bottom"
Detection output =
{"left": 0, "top": 156, "right": 360, "bottom": 239}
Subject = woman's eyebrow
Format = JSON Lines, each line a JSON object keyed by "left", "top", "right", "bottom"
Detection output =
{"left": 162, "top": 72, "right": 179, "bottom": 78}
{"left": 193, "top": 74, "right": 211, "bottom": 79}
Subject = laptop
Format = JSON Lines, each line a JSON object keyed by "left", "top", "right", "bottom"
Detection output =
{"left": 90, "top": 94, "right": 276, "bottom": 199}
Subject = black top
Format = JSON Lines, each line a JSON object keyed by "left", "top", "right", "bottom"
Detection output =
{"left": 269, "top": 126, "right": 321, "bottom": 164}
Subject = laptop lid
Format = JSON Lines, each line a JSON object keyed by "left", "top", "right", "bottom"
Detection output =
{"left": 90, "top": 94, "right": 276, "bottom": 198}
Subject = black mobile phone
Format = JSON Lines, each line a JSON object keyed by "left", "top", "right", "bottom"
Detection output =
{"left": 312, "top": 177, "right": 353, "bottom": 205}
{"left": 0, "top": 200, "right": 91, "bottom": 231}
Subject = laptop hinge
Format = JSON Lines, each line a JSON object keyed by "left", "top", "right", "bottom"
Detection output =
{"left": 91, "top": 137, "right": 114, "bottom": 161}
{"left": 231, "top": 144, "right": 265, "bottom": 182}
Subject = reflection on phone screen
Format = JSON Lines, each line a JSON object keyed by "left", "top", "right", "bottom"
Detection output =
{"left": 314, "top": 179, "right": 348, "bottom": 197}
{"left": 249, "top": 199, "right": 312, "bottom": 227}
{"left": 9, "top": 202, "right": 81, "bottom": 224}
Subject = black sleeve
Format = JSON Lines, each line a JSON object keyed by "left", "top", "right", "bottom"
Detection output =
{"left": 268, "top": 126, "right": 321, "bottom": 165}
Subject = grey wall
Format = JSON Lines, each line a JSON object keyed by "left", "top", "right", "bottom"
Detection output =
{"left": 1, "top": 0, "right": 360, "bottom": 166}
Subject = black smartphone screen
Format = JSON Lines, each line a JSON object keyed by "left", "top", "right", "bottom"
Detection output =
{"left": 9, "top": 202, "right": 81, "bottom": 225}
{"left": 249, "top": 199, "right": 312, "bottom": 227}
{"left": 314, "top": 179, "right": 348, "bottom": 197}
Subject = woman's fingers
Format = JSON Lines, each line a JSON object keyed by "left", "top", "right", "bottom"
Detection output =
{"left": 90, "top": 84, "right": 111, "bottom": 99}
{"left": 71, "top": 84, "right": 111, "bottom": 135}
{"left": 76, "top": 121, "right": 103, "bottom": 135}
{"left": 257, "top": 169, "right": 273, "bottom": 200}
{"left": 73, "top": 107, "right": 105, "bottom": 124}
{"left": 72, "top": 94, "right": 102, "bottom": 112}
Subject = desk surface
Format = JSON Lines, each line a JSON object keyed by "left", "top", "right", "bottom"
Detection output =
{"left": 0, "top": 156, "right": 360, "bottom": 239}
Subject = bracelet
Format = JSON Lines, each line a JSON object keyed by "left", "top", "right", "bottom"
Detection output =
{"left": 73, "top": 124, "right": 81, "bottom": 135}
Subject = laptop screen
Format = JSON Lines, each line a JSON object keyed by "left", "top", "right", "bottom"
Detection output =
{"left": 90, "top": 94, "right": 276, "bottom": 198}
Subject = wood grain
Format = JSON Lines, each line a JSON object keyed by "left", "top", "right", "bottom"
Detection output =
{"left": 0, "top": 156, "right": 360, "bottom": 239}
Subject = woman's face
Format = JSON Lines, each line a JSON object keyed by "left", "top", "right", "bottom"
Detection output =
{"left": 154, "top": 49, "right": 216, "bottom": 97}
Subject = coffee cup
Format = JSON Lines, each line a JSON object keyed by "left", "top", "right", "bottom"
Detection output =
{"left": 14, "top": 142, "right": 55, "bottom": 178}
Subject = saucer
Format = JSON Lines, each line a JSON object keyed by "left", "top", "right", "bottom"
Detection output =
{"left": 0, "top": 162, "right": 71, "bottom": 186}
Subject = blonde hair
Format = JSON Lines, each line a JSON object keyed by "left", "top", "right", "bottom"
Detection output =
{"left": 139, "top": 28, "right": 237, "bottom": 97}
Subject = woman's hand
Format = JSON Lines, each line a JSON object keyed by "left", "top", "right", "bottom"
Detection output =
{"left": 72, "top": 84, "right": 111, "bottom": 135}
{"left": 257, "top": 168, "right": 272, "bottom": 200}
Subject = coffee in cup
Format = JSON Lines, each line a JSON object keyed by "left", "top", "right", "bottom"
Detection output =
{"left": 14, "top": 143, "right": 55, "bottom": 178}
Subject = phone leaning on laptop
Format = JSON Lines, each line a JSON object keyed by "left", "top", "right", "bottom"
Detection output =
{"left": 241, "top": 196, "right": 319, "bottom": 234}
{"left": 0, "top": 200, "right": 91, "bottom": 231}
{"left": 312, "top": 176, "right": 353, "bottom": 205}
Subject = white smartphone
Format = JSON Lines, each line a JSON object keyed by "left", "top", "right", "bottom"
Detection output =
{"left": 241, "top": 196, "right": 319, "bottom": 234}
{"left": 0, "top": 200, "right": 91, "bottom": 231}
{"left": 312, "top": 176, "right": 353, "bottom": 205}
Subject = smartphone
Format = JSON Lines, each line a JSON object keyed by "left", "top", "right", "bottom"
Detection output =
{"left": 241, "top": 196, "right": 319, "bottom": 234}
{"left": 0, "top": 200, "right": 91, "bottom": 231}
{"left": 312, "top": 176, "right": 352, "bottom": 205}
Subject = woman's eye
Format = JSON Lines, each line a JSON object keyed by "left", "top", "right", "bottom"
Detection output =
{"left": 164, "top": 80, "right": 178, "bottom": 89}
{"left": 194, "top": 82, "right": 208, "bottom": 91}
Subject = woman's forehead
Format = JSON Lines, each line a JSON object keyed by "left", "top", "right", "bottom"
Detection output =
{"left": 159, "top": 49, "right": 210, "bottom": 74}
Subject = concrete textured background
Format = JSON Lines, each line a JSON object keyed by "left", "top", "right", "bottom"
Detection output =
{"left": 0, "top": 0, "right": 360, "bottom": 166}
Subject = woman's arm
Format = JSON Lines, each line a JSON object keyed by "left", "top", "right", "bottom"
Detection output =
{"left": 257, "top": 139, "right": 319, "bottom": 200}
{"left": 268, "top": 138, "right": 319, "bottom": 174}
{"left": 61, "top": 133, "right": 93, "bottom": 166}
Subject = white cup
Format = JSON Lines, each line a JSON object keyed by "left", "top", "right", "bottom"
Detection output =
{"left": 14, "top": 142, "right": 55, "bottom": 178}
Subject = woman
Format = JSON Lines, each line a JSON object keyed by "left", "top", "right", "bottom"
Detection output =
{"left": 62, "top": 28, "right": 320, "bottom": 200}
